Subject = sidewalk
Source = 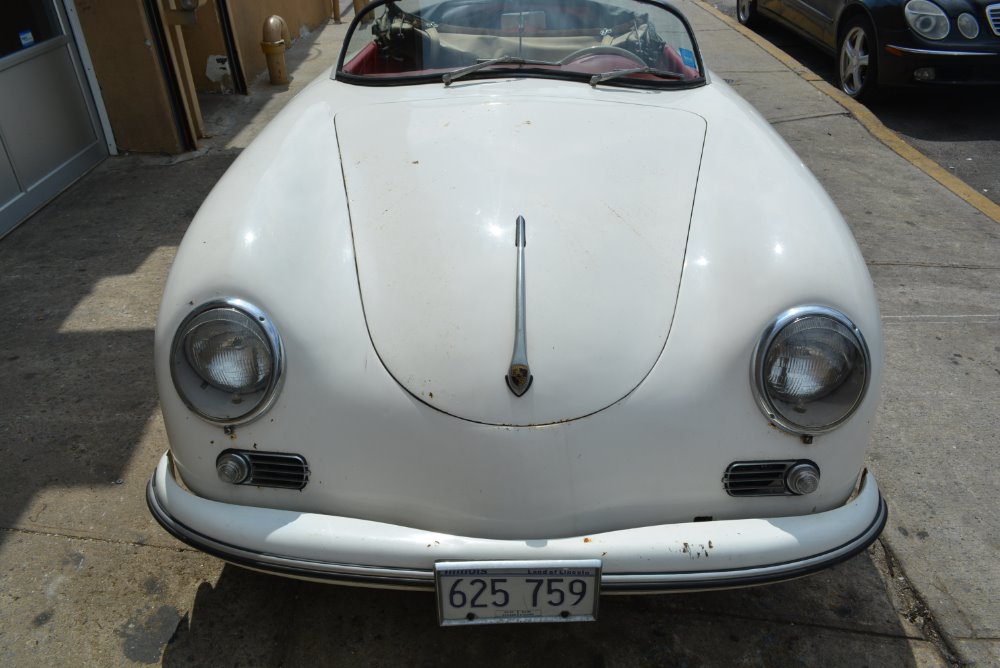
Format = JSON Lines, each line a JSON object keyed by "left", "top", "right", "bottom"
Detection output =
{"left": 1, "top": 3, "right": 997, "bottom": 665}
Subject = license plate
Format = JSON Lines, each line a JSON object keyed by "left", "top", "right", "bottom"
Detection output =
{"left": 435, "top": 559, "right": 601, "bottom": 626}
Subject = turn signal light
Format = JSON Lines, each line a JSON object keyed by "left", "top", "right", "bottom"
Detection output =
{"left": 786, "top": 463, "right": 821, "bottom": 495}
{"left": 217, "top": 452, "right": 251, "bottom": 484}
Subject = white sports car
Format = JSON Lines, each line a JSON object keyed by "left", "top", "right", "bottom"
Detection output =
{"left": 147, "top": 0, "right": 887, "bottom": 625}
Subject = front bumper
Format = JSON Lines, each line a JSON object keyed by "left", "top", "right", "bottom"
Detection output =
{"left": 146, "top": 453, "right": 887, "bottom": 592}
{"left": 881, "top": 44, "right": 1000, "bottom": 85}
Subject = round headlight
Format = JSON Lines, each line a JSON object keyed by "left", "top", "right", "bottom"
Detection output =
{"left": 904, "top": 0, "right": 950, "bottom": 40}
{"left": 752, "top": 306, "right": 870, "bottom": 434}
{"left": 171, "top": 299, "right": 283, "bottom": 424}
{"left": 956, "top": 13, "right": 979, "bottom": 39}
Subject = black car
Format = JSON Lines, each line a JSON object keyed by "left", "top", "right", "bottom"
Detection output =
{"left": 737, "top": 0, "right": 1000, "bottom": 99}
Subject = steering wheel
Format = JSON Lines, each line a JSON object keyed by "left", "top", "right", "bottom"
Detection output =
{"left": 558, "top": 46, "right": 646, "bottom": 67}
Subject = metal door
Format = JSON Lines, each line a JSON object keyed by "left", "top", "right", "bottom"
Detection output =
{"left": 0, "top": 0, "right": 108, "bottom": 238}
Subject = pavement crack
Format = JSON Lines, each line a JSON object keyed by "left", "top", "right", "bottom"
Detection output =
{"left": 656, "top": 608, "right": 929, "bottom": 642}
{"left": 882, "top": 314, "right": 1000, "bottom": 320}
{"left": 867, "top": 260, "right": 1000, "bottom": 270}
{"left": 717, "top": 68, "right": 790, "bottom": 74}
{"left": 0, "top": 526, "right": 200, "bottom": 553}
{"left": 769, "top": 111, "right": 850, "bottom": 125}
{"left": 874, "top": 538, "right": 966, "bottom": 667}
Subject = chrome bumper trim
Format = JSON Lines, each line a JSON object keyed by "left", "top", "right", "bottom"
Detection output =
{"left": 601, "top": 495, "right": 886, "bottom": 591}
{"left": 147, "top": 456, "right": 887, "bottom": 593}
{"left": 885, "top": 45, "right": 998, "bottom": 57}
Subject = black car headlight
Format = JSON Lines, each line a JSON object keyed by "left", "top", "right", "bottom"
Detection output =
{"left": 904, "top": 0, "right": 950, "bottom": 40}
{"left": 170, "top": 299, "right": 283, "bottom": 424}
{"left": 956, "top": 13, "right": 979, "bottom": 39}
{"left": 752, "top": 306, "right": 870, "bottom": 435}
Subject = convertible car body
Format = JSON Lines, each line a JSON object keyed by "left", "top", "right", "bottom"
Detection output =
{"left": 148, "top": 0, "right": 887, "bottom": 625}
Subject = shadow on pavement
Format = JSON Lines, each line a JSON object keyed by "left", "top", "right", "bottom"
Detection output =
{"left": 736, "top": 16, "right": 1000, "bottom": 204}
{"left": 752, "top": 14, "right": 1000, "bottom": 136}
{"left": 866, "top": 88, "right": 1000, "bottom": 143}
{"left": 0, "top": 16, "right": 339, "bottom": 549}
{"left": 0, "top": 150, "right": 236, "bottom": 545}
{"left": 163, "top": 550, "right": 926, "bottom": 666}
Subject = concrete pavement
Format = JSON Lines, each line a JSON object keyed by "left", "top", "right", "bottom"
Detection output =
{"left": 1, "top": 2, "right": 997, "bottom": 665}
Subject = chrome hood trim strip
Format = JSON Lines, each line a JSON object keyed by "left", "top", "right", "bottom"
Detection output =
{"left": 506, "top": 215, "right": 533, "bottom": 396}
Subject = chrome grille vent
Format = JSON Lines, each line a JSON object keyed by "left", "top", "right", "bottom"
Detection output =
{"left": 988, "top": 4, "right": 1000, "bottom": 36}
{"left": 723, "top": 460, "right": 816, "bottom": 497}
{"left": 218, "top": 450, "right": 309, "bottom": 490}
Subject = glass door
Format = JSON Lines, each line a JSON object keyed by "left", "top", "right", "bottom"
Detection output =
{"left": 0, "top": 0, "right": 108, "bottom": 237}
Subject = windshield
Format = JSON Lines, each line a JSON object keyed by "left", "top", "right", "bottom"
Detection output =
{"left": 337, "top": 0, "right": 704, "bottom": 87}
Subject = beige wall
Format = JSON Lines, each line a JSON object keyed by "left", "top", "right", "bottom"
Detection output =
{"left": 180, "top": 2, "right": 233, "bottom": 93}
{"left": 76, "top": 0, "right": 186, "bottom": 154}
{"left": 225, "top": 0, "right": 333, "bottom": 84}
{"left": 74, "top": 0, "right": 335, "bottom": 154}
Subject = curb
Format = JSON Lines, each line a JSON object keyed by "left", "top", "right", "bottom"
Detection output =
{"left": 696, "top": 1, "right": 1000, "bottom": 225}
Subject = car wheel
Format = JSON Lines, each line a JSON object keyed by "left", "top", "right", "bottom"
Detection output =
{"left": 837, "top": 15, "right": 879, "bottom": 101}
{"left": 736, "top": 0, "right": 759, "bottom": 27}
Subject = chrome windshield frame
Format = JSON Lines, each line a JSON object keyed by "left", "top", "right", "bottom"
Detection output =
{"left": 334, "top": 0, "right": 707, "bottom": 89}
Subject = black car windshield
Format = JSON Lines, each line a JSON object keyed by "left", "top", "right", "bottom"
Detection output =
{"left": 337, "top": 0, "right": 704, "bottom": 87}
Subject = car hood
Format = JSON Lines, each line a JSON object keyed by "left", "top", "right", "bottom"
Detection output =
{"left": 337, "top": 96, "right": 705, "bottom": 426}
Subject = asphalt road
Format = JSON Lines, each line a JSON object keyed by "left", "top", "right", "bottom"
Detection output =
{"left": 706, "top": 0, "right": 1000, "bottom": 206}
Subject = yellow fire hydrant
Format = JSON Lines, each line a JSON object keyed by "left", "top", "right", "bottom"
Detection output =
{"left": 261, "top": 15, "right": 291, "bottom": 85}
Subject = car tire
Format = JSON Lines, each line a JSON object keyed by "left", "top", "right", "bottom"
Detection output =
{"left": 736, "top": 0, "right": 760, "bottom": 27}
{"left": 837, "top": 15, "right": 880, "bottom": 101}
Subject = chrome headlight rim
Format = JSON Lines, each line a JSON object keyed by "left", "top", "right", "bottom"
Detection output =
{"left": 751, "top": 305, "right": 871, "bottom": 436}
{"left": 170, "top": 298, "right": 284, "bottom": 426}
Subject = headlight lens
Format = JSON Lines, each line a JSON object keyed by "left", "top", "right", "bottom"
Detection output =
{"left": 171, "top": 300, "right": 283, "bottom": 424}
{"left": 185, "top": 309, "right": 272, "bottom": 393}
{"left": 904, "top": 0, "right": 950, "bottom": 40}
{"left": 956, "top": 13, "right": 979, "bottom": 39}
{"left": 752, "top": 307, "right": 870, "bottom": 434}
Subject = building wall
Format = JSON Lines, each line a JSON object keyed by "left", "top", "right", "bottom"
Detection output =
{"left": 75, "top": 0, "right": 185, "bottom": 154}
{"left": 74, "top": 0, "right": 335, "bottom": 155}
{"left": 179, "top": 1, "right": 232, "bottom": 93}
